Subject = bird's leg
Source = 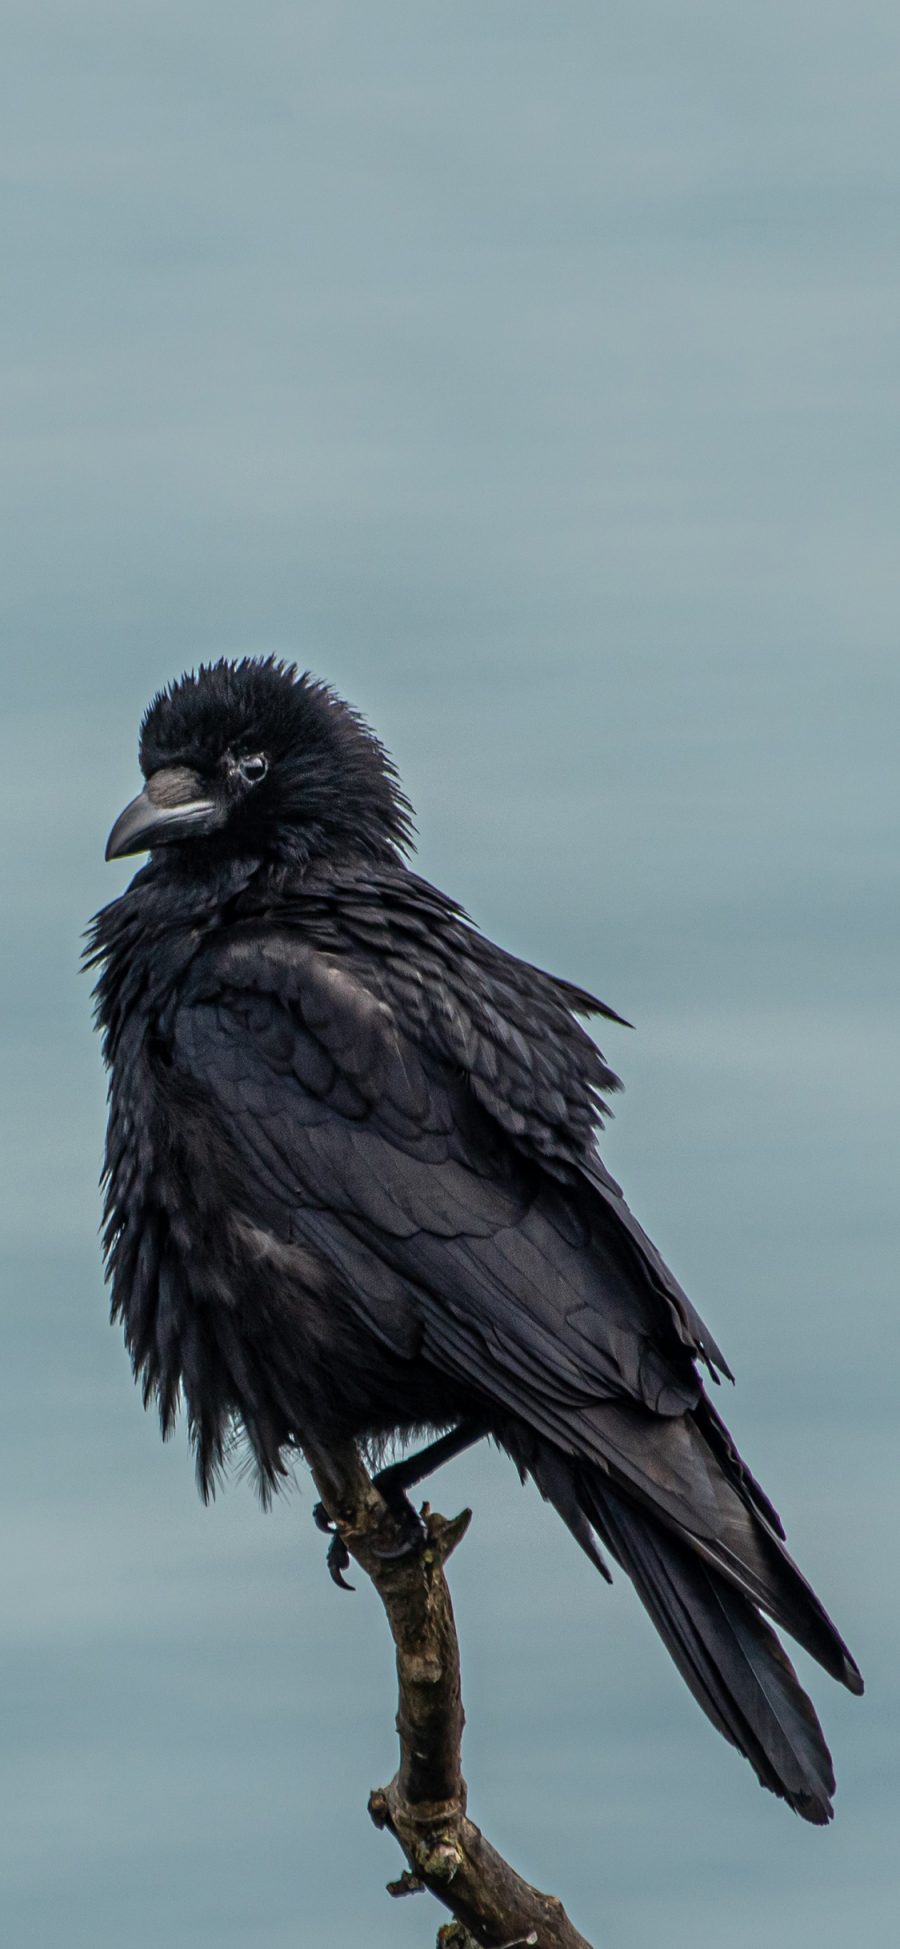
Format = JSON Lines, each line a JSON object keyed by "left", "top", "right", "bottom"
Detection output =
{"left": 373, "top": 1416, "right": 488, "bottom": 1511}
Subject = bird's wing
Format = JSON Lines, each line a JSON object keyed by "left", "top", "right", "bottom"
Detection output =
{"left": 273, "top": 871, "right": 732, "bottom": 1380}
{"left": 172, "top": 922, "right": 756, "bottom": 1541}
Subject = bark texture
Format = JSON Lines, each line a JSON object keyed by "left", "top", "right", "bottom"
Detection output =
{"left": 305, "top": 1438, "right": 595, "bottom": 1949}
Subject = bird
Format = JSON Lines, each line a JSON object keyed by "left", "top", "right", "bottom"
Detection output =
{"left": 88, "top": 655, "right": 861, "bottom": 1825}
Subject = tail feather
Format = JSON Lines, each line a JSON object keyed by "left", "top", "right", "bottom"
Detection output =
{"left": 526, "top": 1440, "right": 848, "bottom": 1824}
{"left": 594, "top": 1484, "right": 837, "bottom": 1822}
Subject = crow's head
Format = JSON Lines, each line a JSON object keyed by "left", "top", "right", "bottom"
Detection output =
{"left": 105, "top": 658, "right": 414, "bottom": 870}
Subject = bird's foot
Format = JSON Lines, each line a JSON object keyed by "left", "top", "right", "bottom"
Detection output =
{"left": 370, "top": 1472, "right": 428, "bottom": 1562}
{"left": 312, "top": 1480, "right": 427, "bottom": 1590}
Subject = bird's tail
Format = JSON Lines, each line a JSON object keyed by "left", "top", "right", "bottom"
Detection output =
{"left": 526, "top": 1443, "right": 851, "bottom": 1824}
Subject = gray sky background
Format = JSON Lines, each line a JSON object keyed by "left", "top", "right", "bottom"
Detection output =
{"left": 2, "top": 6, "right": 898, "bottom": 1945}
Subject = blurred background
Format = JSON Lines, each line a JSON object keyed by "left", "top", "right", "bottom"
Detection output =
{"left": 2, "top": 5, "right": 898, "bottom": 1945}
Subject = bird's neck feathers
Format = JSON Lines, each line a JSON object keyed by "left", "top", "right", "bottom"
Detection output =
{"left": 85, "top": 858, "right": 252, "bottom": 1061}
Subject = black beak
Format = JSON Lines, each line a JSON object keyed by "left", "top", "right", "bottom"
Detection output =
{"left": 105, "top": 768, "right": 224, "bottom": 861}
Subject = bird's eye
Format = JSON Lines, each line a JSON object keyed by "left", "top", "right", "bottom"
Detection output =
{"left": 236, "top": 753, "right": 269, "bottom": 785}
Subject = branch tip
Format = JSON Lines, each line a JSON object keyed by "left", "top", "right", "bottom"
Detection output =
{"left": 386, "top": 1869, "right": 425, "bottom": 1898}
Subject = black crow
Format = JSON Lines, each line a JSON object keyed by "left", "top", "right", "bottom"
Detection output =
{"left": 89, "top": 657, "right": 861, "bottom": 1824}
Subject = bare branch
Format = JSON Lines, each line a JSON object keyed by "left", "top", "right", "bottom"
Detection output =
{"left": 304, "top": 1437, "right": 595, "bottom": 1949}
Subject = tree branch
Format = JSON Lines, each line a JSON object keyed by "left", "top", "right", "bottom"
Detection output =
{"left": 304, "top": 1437, "right": 596, "bottom": 1949}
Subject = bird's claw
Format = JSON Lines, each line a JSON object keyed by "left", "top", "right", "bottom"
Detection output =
{"left": 326, "top": 1530, "right": 355, "bottom": 1591}
{"left": 313, "top": 1499, "right": 355, "bottom": 1588}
